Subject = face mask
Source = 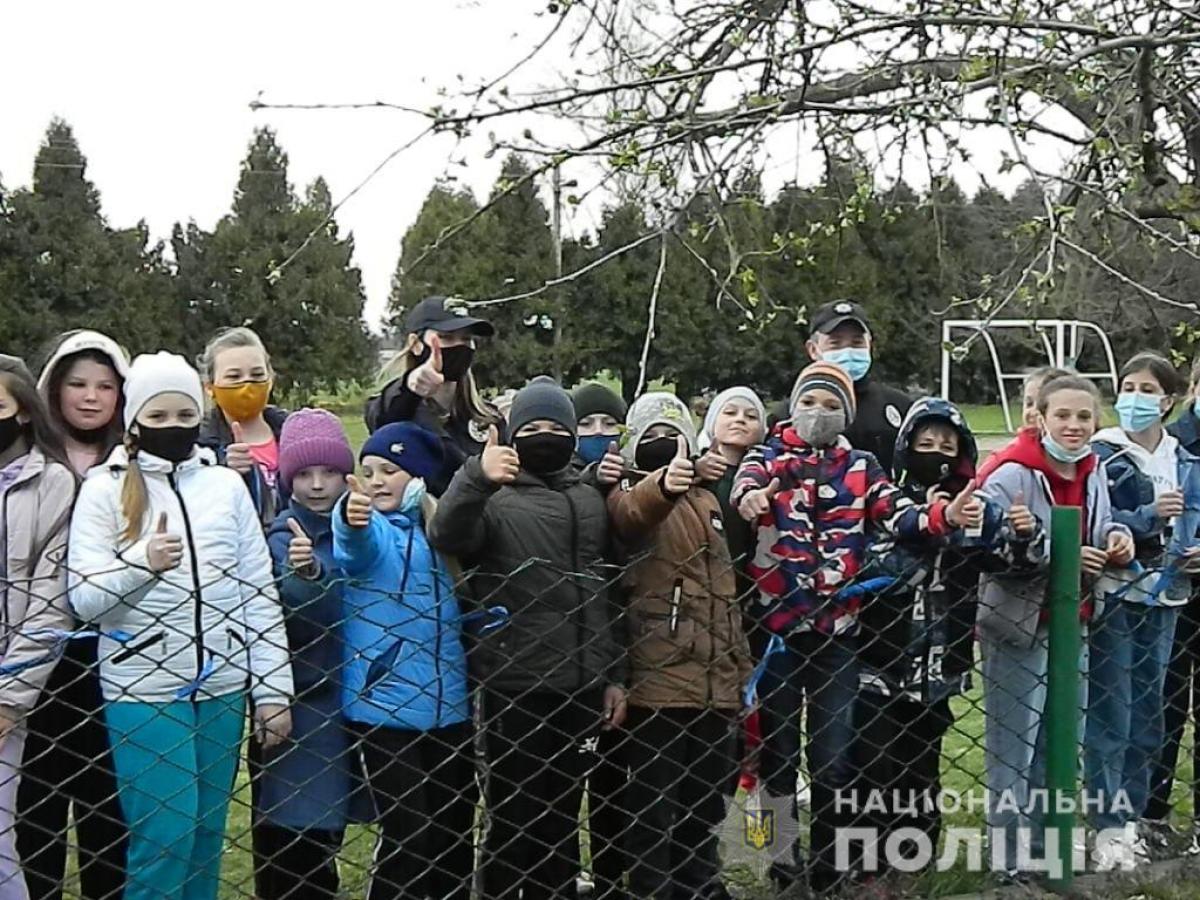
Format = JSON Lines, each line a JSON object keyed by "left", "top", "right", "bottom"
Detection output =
{"left": 1041, "top": 433, "right": 1091, "bottom": 464}
{"left": 514, "top": 432, "right": 575, "bottom": 475}
{"left": 0, "top": 415, "right": 23, "bottom": 454}
{"left": 822, "top": 348, "right": 871, "bottom": 382}
{"left": 1115, "top": 392, "right": 1164, "bottom": 434}
{"left": 66, "top": 424, "right": 108, "bottom": 446}
{"left": 577, "top": 434, "right": 615, "bottom": 465}
{"left": 635, "top": 436, "right": 680, "bottom": 473}
{"left": 792, "top": 407, "right": 846, "bottom": 447}
{"left": 400, "top": 477, "right": 427, "bottom": 515}
{"left": 136, "top": 424, "right": 199, "bottom": 463}
{"left": 906, "top": 450, "right": 959, "bottom": 488}
{"left": 211, "top": 382, "right": 271, "bottom": 423}
{"left": 420, "top": 343, "right": 475, "bottom": 382}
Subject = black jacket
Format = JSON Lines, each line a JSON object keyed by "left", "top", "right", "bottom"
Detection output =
{"left": 198, "top": 404, "right": 289, "bottom": 526}
{"left": 427, "top": 455, "right": 626, "bottom": 694}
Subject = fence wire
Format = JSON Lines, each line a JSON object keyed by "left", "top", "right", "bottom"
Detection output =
{"left": 1, "top": 491, "right": 1197, "bottom": 900}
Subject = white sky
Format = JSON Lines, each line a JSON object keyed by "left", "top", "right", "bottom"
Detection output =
{"left": 1, "top": 1, "right": 1073, "bottom": 331}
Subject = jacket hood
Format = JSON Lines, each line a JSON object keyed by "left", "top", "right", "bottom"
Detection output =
{"left": 36, "top": 330, "right": 131, "bottom": 393}
{"left": 623, "top": 393, "right": 698, "bottom": 463}
{"left": 1093, "top": 425, "right": 1181, "bottom": 468}
{"left": 979, "top": 425, "right": 1097, "bottom": 486}
{"left": 95, "top": 443, "right": 219, "bottom": 476}
{"left": 892, "top": 397, "right": 977, "bottom": 486}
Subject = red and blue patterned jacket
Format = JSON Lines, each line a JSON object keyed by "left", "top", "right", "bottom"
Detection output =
{"left": 731, "top": 424, "right": 954, "bottom": 637}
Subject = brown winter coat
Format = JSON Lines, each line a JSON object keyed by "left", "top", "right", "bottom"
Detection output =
{"left": 0, "top": 448, "right": 75, "bottom": 715}
{"left": 607, "top": 469, "right": 752, "bottom": 710}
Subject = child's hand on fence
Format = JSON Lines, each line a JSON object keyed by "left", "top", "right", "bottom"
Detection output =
{"left": 1156, "top": 489, "right": 1185, "bottom": 520}
{"left": 286, "top": 519, "right": 319, "bottom": 579}
{"left": 147, "top": 513, "right": 183, "bottom": 572}
{"left": 344, "top": 475, "right": 373, "bottom": 528}
{"left": 945, "top": 480, "right": 983, "bottom": 530}
{"left": 1080, "top": 546, "right": 1109, "bottom": 576}
{"left": 409, "top": 334, "right": 446, "bottom": 398}
{"left": 739, "top": 478, "right": 781, "bottom": 521}
{"left": 481, "top": 426, "right": 520, "bottom": 485}
{"left": 1009, "top": 491, "right": 1036, "bottom": 537}
{"left": 224, "top": 421, "right": 255, "bottom": 476}
{"left": 663, "top": 436, "right": 696, "bottom": 495}
{"left": 695, "top": 449, "right": 728, "bottom": 483}
{"left": 254, "top": 704, "right": 292, "bottom": 751}
{"left": 596, "top": 442, "right": 624, "bottom": 486}
{"left": 602, "top": 684, "right": 627, "bottom": 731}
{"left": 1106, "top": 530, "right": 1135, "bottom": 566}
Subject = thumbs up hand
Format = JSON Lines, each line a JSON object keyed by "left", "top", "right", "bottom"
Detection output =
{"left": 663, "top": 435, "right": 696, "bottom": 496}
{"left": 946, "top": 479, "right": 984, "bottom": 530}
{"left": 225, "top": 421, "right": 254, "bottom": 475}
{"left": 739, "top": 477, "right": 781, "bottom": 522}
{"left": 596, "top": 441, "right": 624, "bottom": 486}
{"left": 286, "top": 519, "right": 319, "bottom": 578}
{"left": 1008, "top": 490, "right": 1036, "bottom": 537}
{"left": 409, "top": 334, "right": 447, "bottom": 399}
{"left": 147, "top": 512, "right": 184, "bottom": 572}
{"left": 344, "top": 474, "right": 373, "bottom": 528}
{"left": 695, "top": 448, "right": 729, "bottom": 483}
{"left": 481, "top": 426, "right": 520, "bottom": 485}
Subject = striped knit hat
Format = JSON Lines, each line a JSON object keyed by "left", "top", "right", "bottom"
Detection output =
{"left": 789, "top": 362, "right": 856, "bottom": 425}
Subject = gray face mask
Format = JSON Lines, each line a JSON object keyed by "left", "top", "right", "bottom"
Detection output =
{"left": 793, "top": 407, "right": 846, "bottom": 447}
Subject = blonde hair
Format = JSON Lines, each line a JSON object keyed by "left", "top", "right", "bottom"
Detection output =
{"left": 120, "top": 434, "right": 149, "bottom": 543}
{"left": 380, "top": 332, "right": 497, "bottom": 426}
{"left": 199, "top": 327, "right": 273, "bottom": 384}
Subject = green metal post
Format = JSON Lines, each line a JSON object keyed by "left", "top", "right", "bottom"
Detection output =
{"left": 1045, "top": 506, "right": 1082, "bottom": 890}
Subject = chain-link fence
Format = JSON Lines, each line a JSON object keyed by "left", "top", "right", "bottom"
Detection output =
{"left": 2, "top": 490, "right": 1198, "bottom": 900}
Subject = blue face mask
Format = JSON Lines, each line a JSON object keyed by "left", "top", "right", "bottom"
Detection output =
{"left": 1115, "top": 392, "right": 1165, "bottom": 434}
{"left": 1041, "top": 434, "right": 1092, "bottom": 464}
{"left": 577, "top": 434, "right": 616, "bottom": 465}
{"left": 822, "top": 348, "right": 871, "bottom": 382}
{"left": 400, "top": 477, "right": 427, "bottom": 516}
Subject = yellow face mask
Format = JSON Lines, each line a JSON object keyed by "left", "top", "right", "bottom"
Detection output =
{"left": 211, "top": 381, "right": 272, "bottom": 423}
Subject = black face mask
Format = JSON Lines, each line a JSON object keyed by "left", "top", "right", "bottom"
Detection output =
{"left": 0, "top": 415, "right": 22, "bottom": 454}
{"left": 635, "top": 436, "right": 680, "bottom": 473}
{"left": 906, "top": 450, "right": 960, "bottom": 489}
{"left": 136, "top": 424, "right": 199, "bottom": 463}
{"left": 514, "top": 432, "right": 575, "bottom": 476}
{"left": 421, "top": 343, "right": 475, "bottom": 382}
{"left": 67, "top": 423, "right": 109, "bottom": 446}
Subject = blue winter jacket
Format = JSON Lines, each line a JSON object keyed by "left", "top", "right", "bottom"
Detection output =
{"left": 332, "top": 497, "right": 469, "bottom": 730}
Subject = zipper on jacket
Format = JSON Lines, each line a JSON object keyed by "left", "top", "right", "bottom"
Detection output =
{"left": 168, "top": 471, "right": 206, "bottom": 698}
{"left": 668, "top": 582, "right": 682, "bottom": 636}
{"left": 112, "top": 631, "right": 166, "bottom": 664}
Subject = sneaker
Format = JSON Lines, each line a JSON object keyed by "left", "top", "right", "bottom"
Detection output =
{"left": 575, "top": 875, "right": 595, "bottom": 897}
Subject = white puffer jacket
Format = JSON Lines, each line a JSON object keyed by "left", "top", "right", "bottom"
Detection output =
{"left": 67, "top": 445, "right": 293, "bottom": 706}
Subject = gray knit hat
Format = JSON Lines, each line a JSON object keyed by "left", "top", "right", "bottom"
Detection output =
{"left": 623, "top": 392, "right": 699, "bottom": 464}
{"left": 508, "top": 376, "right": 577, "bottom": 440}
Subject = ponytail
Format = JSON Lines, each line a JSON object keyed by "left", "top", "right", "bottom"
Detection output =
{"left": 120, "top": 437, "right": 149, "bottom": 543}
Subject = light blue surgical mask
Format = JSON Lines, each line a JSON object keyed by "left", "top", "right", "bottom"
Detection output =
{"left": 822, "top": 348, "right": 871, "bottom": 382}
{"left": 1041, "top": 433, "right": 1092, "bottom": 464}
{"left": 400, "top": 477, "right": 427, "bottom": 516}
{"left": 1115, "top": 392, "right": 1165, "bottom": 434}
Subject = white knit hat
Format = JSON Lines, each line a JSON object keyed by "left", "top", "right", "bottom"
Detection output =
{"left": 700, "top": 386, "right": 767, "bottom": 450}
{"left": 123, "top": 352, "right": 204, "bottom": 430}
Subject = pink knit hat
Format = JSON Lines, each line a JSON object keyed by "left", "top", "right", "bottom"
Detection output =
{"left": 278, "top": 408, "right": 355, "bottom": 493}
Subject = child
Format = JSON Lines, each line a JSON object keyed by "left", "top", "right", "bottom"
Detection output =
{"left": 257, "top": 409, "right": 363, "bottom": 900}
{"left": 731, "top": 363, "right": 980, "bottom": 893}
{"left": 334, "top": 422, "right": 474, "bottom": 900}
{"left": 572, "top": 382, "right": 627, "bottom": 466}
{"left": 0, "top": 355, "right": 76, "bottom": 899}
{"left": 429, "top": 376, "right": 626, "bottom": 900}
{"left": 198, "top": 327, "right": 289, "bottom": 525}
{"left": 607, "top": 392, "right": 753, "bottom": 899}
{"left": 18, "top": 331, "right": 130, "bottom": 900}
{"left": 67, "top": 352, "right": 294, "bottom": 900}
{"left": 854, "top": 398, "right": 1043, "bottom": 871}
{"left": 976, "top": 373, "right": 1134, "bottom": 878}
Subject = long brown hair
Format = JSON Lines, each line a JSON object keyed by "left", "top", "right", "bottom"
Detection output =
{"left": 0, "top": 355, "right": 71, "bottom": 471}
{"left": 380, "top": 333, "right": 499, "bottom": 427}
{"left": 41, "top": 345, "right": 126, "bottom": 453}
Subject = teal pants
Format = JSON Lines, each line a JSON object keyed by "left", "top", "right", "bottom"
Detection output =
{"left": 106, "top": 694, "right": 245, "bottom": 900}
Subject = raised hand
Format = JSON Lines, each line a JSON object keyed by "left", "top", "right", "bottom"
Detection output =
{"left": 695, "top": 449, "right": 729, "bottom": 483}
{"left": 663, "top": 435, "right": 696, "bottom": 495}
{"left": 946, "top": 480, "right": 984, "bottom": 530}
{"left": 224, "top": 421, "right": 254, "bottom": 475}
{"left": 286, "top": 519, "right": 318, "bottom": 578}
{"left": 739, "top": 477, "right": 781, "bottom": 522}
{"left": 481, "top": 426, "right": 520, "bottom": 485}
{"left": 596, "top": 441, "right": 624, "bottom": 486}
{"left": 408, "top": 334, "right": 446, "bottom": 398}
{"left": 1009, "top": 490, "right": 1036, "bottom": 537}
{"left": 147, "top": 512, "right": 184, "bottom": 572}
{"left": 344, "top": 474, "right": 373, "bottom": 528}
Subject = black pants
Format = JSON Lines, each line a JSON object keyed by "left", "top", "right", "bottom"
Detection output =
{"left": 851, "top": 693, "right": 953, "bottom": 870}
{"left": 16, "top": 642, "right": 127, "bottom": 900}
{"left": 621, "top": 706, "right": 736, "bottom": 900}
{"left": 1147, "top": 596, "right": 1200, "bottom": 822}
{"left": 355, "top": 721, "right": 477, "bottom": 900}
{"left": 482, "top": 689, "right": 600, "bottom": 899}
{"left": 253, "top": 825, "right": 343, "bottom": 900}
{"left": 589, "top": 725, "right": 630, "bottom": 900}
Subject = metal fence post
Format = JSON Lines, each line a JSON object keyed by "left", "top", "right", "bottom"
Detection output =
{"left": 1045, "top": 506, "right": 1082, "bottom": 890}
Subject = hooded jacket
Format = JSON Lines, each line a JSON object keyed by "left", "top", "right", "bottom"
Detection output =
{"left": 67, "top": 445, "right": 293, "bottom": 705}
{"left": 428, "top": 454, "right": 626, "bottom": 694}
{"left": 731, "top": 423, "right": 955, "bottom": 638}
{"left": 857, "top": 399, "right": 1046, "bottom": 702}
{"left": 607, "top": 395, "right": 752, "bottom": 710}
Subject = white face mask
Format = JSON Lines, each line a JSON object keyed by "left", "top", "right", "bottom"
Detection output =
{"left": 400, "top": 477, "right": 427, "bottom": 515}
{"left": 793, "top": 407, "right": 846, "bottom": 447}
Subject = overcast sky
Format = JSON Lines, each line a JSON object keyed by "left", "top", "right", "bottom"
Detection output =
{"left": 1, "top": 2, "right": 1066, "bottom": 331}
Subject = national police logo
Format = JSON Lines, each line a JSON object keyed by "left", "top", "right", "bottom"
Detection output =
{"left": 468, "top": 419, "right": 491, "bottom": 443}
{"left": 886, "top": 404, "right": 903, "bottom": 428}
{"left": 444, "top": 296, "right": 471, "bottom": 317}
{"left": 744, "top": 808, "right": 775, "bottom": 850}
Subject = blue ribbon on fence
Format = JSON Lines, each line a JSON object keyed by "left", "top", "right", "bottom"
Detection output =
{"left": 174, "top": 653, "right": 217, "bottom": 701}
{"left": 0, "top": 628, "right": 134, "bottom": 678}
{"left": 461, "top": 606, "right": 510, "bottom": 635}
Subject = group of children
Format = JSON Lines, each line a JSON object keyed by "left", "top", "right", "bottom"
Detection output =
{"left": 0, "top": 294, "right": 1197, "bottom": 900}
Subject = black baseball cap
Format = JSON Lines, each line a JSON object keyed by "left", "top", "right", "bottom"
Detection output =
{"left": 405, "top": 296, "right": 496, "bottom": 338}
{"left": 808, "top": 300, "right": 871, "bottom": 338}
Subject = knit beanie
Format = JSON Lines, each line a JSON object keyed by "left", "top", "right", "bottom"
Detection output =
{"left": 508, "top": 376, "right": 577, "bottom": 439}
{"left": 277, "top": 408, "right": 355, "bottom": 493}
{"left": 572, "top": 382, "right": 628, "bottom": 424}
{"left": 360, "top": 422, "right": 444, "bottom": 482}
{"left": 700, "top": 386, "right": 767, "bottom": 450}
{"left": 123, "top": 352, "right": 204, "bottom": 430}
{"left": 624, "top": 392, "right": 699, "bottom": 464}
{"left": 790, "top": 362, "right": 856, "bottom": 425}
